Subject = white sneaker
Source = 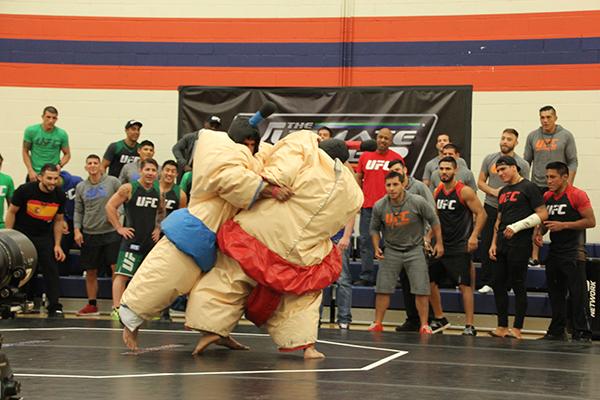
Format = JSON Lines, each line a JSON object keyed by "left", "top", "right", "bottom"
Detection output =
{"left": 528, "top": 258, "right": 541, "bottom": 268}
{"left": 478, "top": 285, "right": 493, "bottom": 294}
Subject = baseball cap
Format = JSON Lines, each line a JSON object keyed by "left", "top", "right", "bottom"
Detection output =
{"left": 495, "top": 155, "right": 521, "bottom": 171}
{"left": 125, "top": 119, "right": 143, "bottom": 129}
{"left": 206, "top": 115, "right": 222, "bottom": 127}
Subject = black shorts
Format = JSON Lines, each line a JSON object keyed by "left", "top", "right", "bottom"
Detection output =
{"left": 80, "top": 232, "right": 121, "bottom": 271}
{"left": 429, "top": 253, "right": 472, "bottom": 286}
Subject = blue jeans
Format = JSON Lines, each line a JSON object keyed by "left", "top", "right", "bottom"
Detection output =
{"left": 336, "top": 245, "right": 353, "bottom": 324}
{"left": 359, "top": 207, "right": 375, "bottom": 283}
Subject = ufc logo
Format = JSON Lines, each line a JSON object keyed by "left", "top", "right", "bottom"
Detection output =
{"left": 120, "top": 155, "right": 139, "bottom": 163}
{"left": 535, "top": 139, "right": 558, "bottom": 151}
{"left": 498, "top": 191, "right": 520, "bottom": 204}
{"left": 547, "top": 204, "right": 567, "bottom": 215}
{"left": 165, "top": 199, "right": 177, "bottom": 210}
{"left": 121, "top": 252, "right": 136, "bottom": 271}
{"left": 385, "top": 211, "right": 410, "bottom": 227}
{"left": 365, "top": 160, "right": 390, "bottom": 171}
{"left": 436, "top": 199, "right": 456, "bottom": 210}
{"left": 66, "top": 188, "right": 76, "bottom": 201}
{"left": 135, "top": 196, "right": 158, "bottom": 208}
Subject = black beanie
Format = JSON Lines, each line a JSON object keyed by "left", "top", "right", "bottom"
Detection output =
{"left": 228, "top": 116, "right": 261, "bottom": 154}
{"left": 319, "top": 139, "right": 350, "bottom": 163}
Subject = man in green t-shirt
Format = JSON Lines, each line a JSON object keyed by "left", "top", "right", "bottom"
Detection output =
{"left": 22, "top": 106, "right": 71, "bottom": 182}
{"left": 0, "top": 154, "right": 15, "bottom": 228}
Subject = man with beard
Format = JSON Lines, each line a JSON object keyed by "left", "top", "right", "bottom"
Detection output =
{"left": 477, "top": 129, "right": 530, "bottom": 293}
{"left": 428, "top": 144, "right": 477, "bottom": 192}
{"left": 429, "top": 157, "right": 486, "bottom": 335}
{"left": 489, "top": 156, "right": 547, "bottom": 338}
{"left": 5, "top": 163, "right": 67, "bottom": 317}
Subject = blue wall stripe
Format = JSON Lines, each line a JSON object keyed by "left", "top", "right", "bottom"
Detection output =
{"left": 0, "top": 38, "right": 598, "bottom": 68}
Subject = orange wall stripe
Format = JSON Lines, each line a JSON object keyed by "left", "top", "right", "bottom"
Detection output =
{"left": 0, "top": 63, "right": 598, "bottom": 91}
{"left": 1, "top": 11, "right": 599, "bottom": 43}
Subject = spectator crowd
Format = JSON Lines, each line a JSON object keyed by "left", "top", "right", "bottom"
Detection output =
{"left": 0, "top": 104, "right": 594, "bottom": 342}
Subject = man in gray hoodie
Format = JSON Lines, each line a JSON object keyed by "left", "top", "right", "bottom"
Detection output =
{"left": 524, "top": 105, "right": 578, "bottom": 266}
{"left": 73, "top": 154, "right": 122, "bottom": 316}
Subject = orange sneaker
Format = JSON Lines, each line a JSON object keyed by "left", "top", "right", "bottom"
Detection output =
{"left": 368, "top": 322, "right": 384, "bottom": 332}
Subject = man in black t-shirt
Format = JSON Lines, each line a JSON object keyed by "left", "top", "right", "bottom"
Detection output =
{"left": 489, "top": 156, "right": 548, "bottom": 338}
{"left": 102, "top": 119, "right": 142, "bottom": 178}
{"left": 106, "top": 158, "right": 164, "bottom": 320}
{"left": 429, "top": 157, "right": 486, "bottom": 336}
{"left": 535, "top": 162, "right": 595, "bottom": 342}
{"left": 5, "top": 163, "right": 67, "bottom": 317}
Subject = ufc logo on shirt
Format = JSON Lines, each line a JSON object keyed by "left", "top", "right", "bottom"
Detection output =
{"left": 165, "top": 199, "right": 177, "bottom": 210}
{"left": 436, "top": 199, "right": 456, "bottom": 210}
{"left": 120, "top": 155, "right": 139, "bottom": 164}
{"left": 365, "top": 160, "right": 390, "bottom": 171}
{"left": 498, "top": 191, "right": 520, "bottom": 204}
{"left": 66, "top": 188, "right": 76, "bottom": 201}
{"left": 547, "top": 204, "right": 567, "bottom": 215}
{"left": 135, "top": 196, "right": 158, "bottom": 208}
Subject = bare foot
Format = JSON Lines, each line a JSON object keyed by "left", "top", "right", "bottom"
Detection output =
{"left": 489, "top": 327, "right": 509, "bottom": 337}
{"left": 509, "top": 328, "right": 522, "bottom": 339}
{"left": 216, "top": 336, "right": 250, "bottom": 350}
{"left": 122, "top": 326, "right": 139, "bottom": 351}
{"left": 304, "top": 345, "right": 325, "bottom": 359}
{"left": 192, "top": 333, "right": 221, "bottom": 356}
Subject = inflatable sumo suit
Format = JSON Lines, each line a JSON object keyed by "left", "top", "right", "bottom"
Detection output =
{"left": 185, "top": 132, "right": 363, "bottom": 350}
{"left": 119, "top": 125, "right": 266, "bottom": 331}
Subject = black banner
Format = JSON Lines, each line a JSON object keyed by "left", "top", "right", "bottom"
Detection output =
{"left": 178, "top": 86, "right": 472, "bottom": 178}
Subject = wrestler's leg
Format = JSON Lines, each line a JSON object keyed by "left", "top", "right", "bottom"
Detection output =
{"left": 186, "top": 252, "right": 255, "bottom": 354}
{"left": 265, "top": 291, "right": 324, "bottom": 359}
{"left": 120, "top": 237, "right": 203, "bottom": 349}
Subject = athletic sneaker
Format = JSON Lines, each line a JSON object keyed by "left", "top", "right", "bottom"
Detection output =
{"left": 368, "top": 322, "right": 384, "bottom": 332}
{"left": 462, "top": 325, "right": 477, "bottom": 336}
{"left": 478, "top": 285, "right": 493, "bottom": 294}
{"left": 77, "top": 304, "right": 100, "bottom": 316}
{"left": 395, "top": 320, "right": 420, "bottom": 332}
{"left": 419, "top": 325, "right": 433, "bottom": 334}
{"left": 571, "top": 331, "right": 592, "bottom": 343}
{"left": 539, "top": 332, "right": 568, "bottom": 341}
{"left": 430, "top": 317, "right": 450, "bottom": 333}
{"left": 528, "top": 258, "right": 541, "bottom": 268}
{"left": 111, "top": 307, "right": 120, "bottom": 321}
{"left": 47, "top": 309, "right": 64, "bottom": 319}
{"left": 338, "top": 322, "right": 350, "bottom": 330}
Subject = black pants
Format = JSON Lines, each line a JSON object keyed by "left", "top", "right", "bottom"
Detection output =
{"left": 58, "top": 220, "right": 75, "bottom": 276}
{"left": 479, "top": 204, "right": 498, "bottom": 287}
{"left": 28, "top": 235, "right": 62, "bottom": 311}
{"left": 493, "top": 240, "right": 531, "bottom": 329}
{"left": 545, "top": 255, "right": 591, "bottom": 336}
